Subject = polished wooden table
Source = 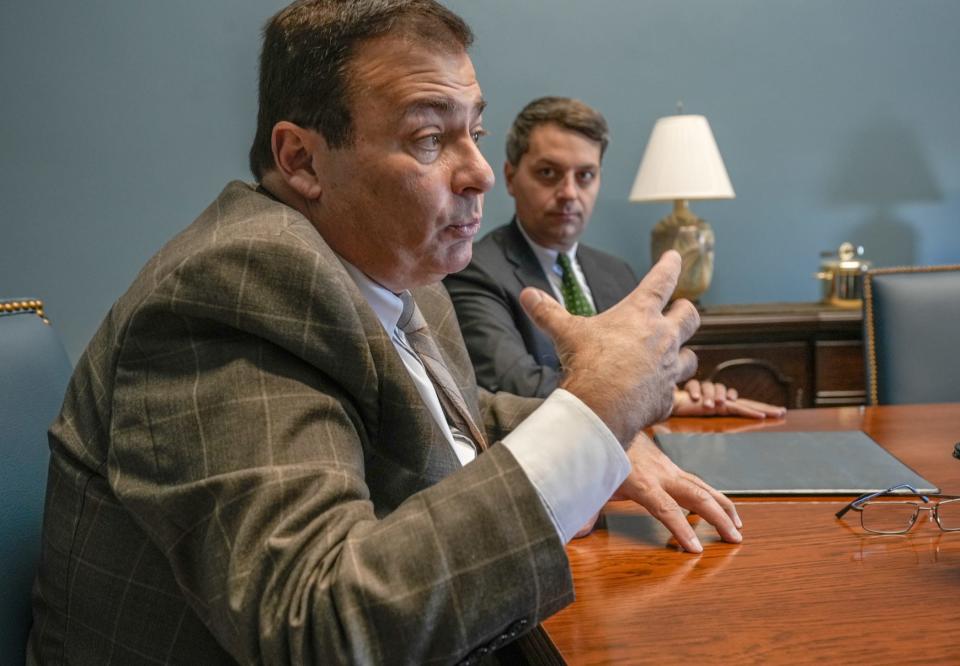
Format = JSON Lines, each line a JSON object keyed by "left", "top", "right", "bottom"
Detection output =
{"left": 543, "top": 404, "right": 960, "bottom": 665}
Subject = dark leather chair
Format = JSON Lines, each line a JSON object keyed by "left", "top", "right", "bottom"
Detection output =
{"left": 863, "top": 265, "right": 960, "bottom": 405}
{"left": 0, "top": 299, "right": 72, "bottom": 664}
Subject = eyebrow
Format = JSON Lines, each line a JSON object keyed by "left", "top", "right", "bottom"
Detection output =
{"left": 532, "top": 157, "right": 599, "bottom": 170}
{"left": 402, "top": 96, "right": 487, "bottom": 120}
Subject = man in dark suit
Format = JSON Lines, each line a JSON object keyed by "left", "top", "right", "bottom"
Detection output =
{"left": 29, "top": 6, "right": 743, "bottom": 665}
{"left": 445, "top": 97, "right": 785, "bottom": 419}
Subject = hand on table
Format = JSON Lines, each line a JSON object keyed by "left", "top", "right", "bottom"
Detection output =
{"left": 672, "top": 379, "right": 786, "bottom": 419}
{"left": 611, "top": 432, "right": 742, "bottom": 552}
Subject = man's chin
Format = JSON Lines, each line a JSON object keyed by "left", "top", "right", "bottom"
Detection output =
{"left": 444, "top": 242, "right": 474, "bottom": 275}
{"left": 406, "top": 248, "right": 473, "bottom": 288}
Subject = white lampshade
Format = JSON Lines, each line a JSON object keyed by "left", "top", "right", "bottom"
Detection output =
{"left": 629, "top": 115, "right": 735, "bottom": 202}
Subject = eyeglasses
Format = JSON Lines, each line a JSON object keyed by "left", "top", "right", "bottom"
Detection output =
{"left": 835, "top": 483, "right": 960, "bottom": 535}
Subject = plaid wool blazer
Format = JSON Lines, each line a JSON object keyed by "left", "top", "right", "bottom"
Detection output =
{"left": 28, "top": 182, "right": 574, "bottom": 665}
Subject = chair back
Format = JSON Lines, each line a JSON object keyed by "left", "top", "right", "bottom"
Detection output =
{"left": 863, "top": 265, "right": 960, "bottom": 405}
{"left": 0, "top": 299, "right": 72, "bottom": 663}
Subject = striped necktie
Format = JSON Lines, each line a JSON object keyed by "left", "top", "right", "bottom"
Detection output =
{"left": 556, "top": 253, "right": 596, "bottom": 316}
{"left": 398, "top": 293, "right": 488, "bottom": 452}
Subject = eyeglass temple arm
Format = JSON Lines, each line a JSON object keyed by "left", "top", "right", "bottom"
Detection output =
{"left": 835, "top": 483, "right": 930, "bottom": 519}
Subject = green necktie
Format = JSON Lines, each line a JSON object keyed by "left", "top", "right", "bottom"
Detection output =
{"left": 556, "top": 253, "right": 596, "bottom": 316}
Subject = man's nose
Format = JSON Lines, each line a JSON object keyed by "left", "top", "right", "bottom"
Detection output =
{"left": 556, "top": 172, "right": 578, "bottom": 200}
{"left": 452, "top": 137, "right": 495, "bottom": 195}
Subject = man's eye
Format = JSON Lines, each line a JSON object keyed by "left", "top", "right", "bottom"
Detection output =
{"left": 578, "top": 171, "right": 596, "bottom": 183}
{"left": 471, "top": 128, "right": 488, "bottom": 144}
{"left": 416, "top": 134, "right": 442, "bottom": 150}
{"left": 538, "top": 168, "right": 556, "bottom": 179}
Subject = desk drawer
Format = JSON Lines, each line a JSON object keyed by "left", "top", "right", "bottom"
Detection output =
{"left": 689, "top": 342, "right": 810, "bottom": 408}
{"left": 814, "top": 340, "right": 865, "bottom": 406}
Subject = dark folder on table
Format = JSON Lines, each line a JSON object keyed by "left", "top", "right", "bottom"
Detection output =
{"left": 654, "top": 430, "right": 938, "bottom": 495}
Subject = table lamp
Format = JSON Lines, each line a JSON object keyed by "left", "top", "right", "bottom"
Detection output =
{"left": 629, "top": 113, "right": 734, "bottom": 303}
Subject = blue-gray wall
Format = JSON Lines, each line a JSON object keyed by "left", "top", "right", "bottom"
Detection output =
{"left": 2, "top": 1, "right": 958, "bottom": 362}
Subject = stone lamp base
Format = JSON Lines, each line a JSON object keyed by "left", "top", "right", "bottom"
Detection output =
{"left": 650, "top": 200, "right": 715, "bottom": 304}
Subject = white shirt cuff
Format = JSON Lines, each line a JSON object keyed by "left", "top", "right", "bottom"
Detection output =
{"left": 502, "top": 389, "right": 630, "bottom": 543}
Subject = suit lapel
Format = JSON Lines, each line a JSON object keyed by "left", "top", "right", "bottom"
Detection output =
{"left": 503, "top": 219, "right": 556, "bottom": 299}
{"left": 504, "top": 218, "right": 625, "bottom": 313}
{"left": 578, "top": 246, "right": 624, "bottom": 313}
{"left": 324, "top": 249, "right": 463, "bottom": 483}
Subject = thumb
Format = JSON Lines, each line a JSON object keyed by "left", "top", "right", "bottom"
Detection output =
{"left": 519, "top": 287, "right": 570, "bottom": 339}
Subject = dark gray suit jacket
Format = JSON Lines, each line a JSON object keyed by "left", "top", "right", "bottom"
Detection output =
{"left": 444, "top": 219, "right": 638, "bottom": 398}
{"left": 29, "top": 183, "right": 571, "bottom": 665}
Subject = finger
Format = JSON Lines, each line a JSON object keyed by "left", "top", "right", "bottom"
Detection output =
{"left": 725, "top": 401, "right": 767, "bottom": 420}
{"left": 689, "top": 475, "right": 743, "bottom": 530}
{"left": 673, "top": 477, "right": 743, "bottom": 541}
{"left": 727, "top": 387, "right": 739, "bottom": 401}
{"left": 685, "top": 379, "right": 702, "bottom": 401}
{"left": 737, "top": 398, "right": 787, "bottom": 418}
{"left": 677, "top": 347, "right": 698, "bottom": 384}
{"left": 664, "top": 297, "right": 700, "bottom": 343}
{"left": 519, "top": 287, "right": 570, "bottom": 339}
{"left": 672, "top": 388, "right": 686, "bottom": 413}
{"left": 701, "top": 381, "right": 716, "bottom": 408}
{"left": 713, "top": 383, "right": 727, "bottom": 408}
{"left": 632, "top": 250, "right": 682, "bottom": 311}
{"left": 635, "top": 488, "right": 703, "bottom": 553}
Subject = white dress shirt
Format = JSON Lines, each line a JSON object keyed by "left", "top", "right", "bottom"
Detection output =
{"left": 338, "top": 258, "right": 629, "bottom": 543}
{"left": 516, "top": 219, "right": 597, "bottom": 312}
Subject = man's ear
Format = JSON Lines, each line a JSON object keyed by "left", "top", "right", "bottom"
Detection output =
{"left": 503, "top": 161, "right": 516, "bottom": 197}
{"left": 271, "top": 121, "right": 323, "bottom": 200}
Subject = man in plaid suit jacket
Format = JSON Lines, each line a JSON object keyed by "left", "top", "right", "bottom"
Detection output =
{"left": 29, "top": 2, "right": 742, "bottom": 664}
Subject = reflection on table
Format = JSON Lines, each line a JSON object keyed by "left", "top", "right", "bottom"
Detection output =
{"left": 543, "top": 404, "right": 960, "bottom": 665}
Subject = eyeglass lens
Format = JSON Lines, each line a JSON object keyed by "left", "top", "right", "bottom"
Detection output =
{"left": 862, "top": 498, "right": 960, "bottom": 533}
{"left": 861, "top": 502, "right": 918, "bottom": 533}
{"left": 936, "top": 498, "right": 960, "bottom": 530}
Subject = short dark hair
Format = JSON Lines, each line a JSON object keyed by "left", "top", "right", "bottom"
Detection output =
{"left": 248, "top": 0, "right": 473, "bottom": 180}
{"left": 505, "top": 96, "right": 610, "bottom": 166}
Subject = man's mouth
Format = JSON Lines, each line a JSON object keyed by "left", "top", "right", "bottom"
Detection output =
{"left": 447, "top": 218, "right": 482, "bottom": 238}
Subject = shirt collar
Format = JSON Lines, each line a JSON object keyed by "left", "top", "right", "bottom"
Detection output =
{"left": 337, "top": 257, "right": 404, "bottom": 335}
{"left": 516, "top": 217, "right": 579, "bottom": 276}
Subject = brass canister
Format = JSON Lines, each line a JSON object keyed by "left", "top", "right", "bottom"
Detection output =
{"left": 815, "top": 242, "right": 871, "bottom": 308}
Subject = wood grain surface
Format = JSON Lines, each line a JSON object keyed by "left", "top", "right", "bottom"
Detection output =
{"left": 543, "top": 405, "right": 960, "bottom": 665}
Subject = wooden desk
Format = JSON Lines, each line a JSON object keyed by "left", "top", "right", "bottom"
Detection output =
{"left": 543, "top": 405, "right": 960, "bottom": 665}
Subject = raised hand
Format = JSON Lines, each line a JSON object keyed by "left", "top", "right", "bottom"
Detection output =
{"left": 520, "top": 250, "right": 699, "bottom": 444}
